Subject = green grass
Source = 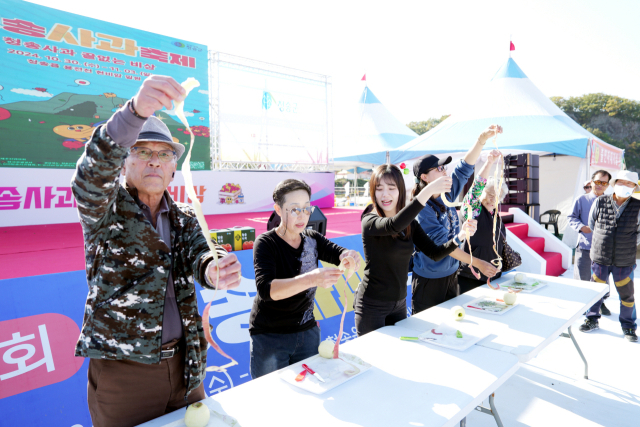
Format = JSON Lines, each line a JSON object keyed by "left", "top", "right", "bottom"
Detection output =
{"left": 0, "top": 110, "right": 211, "bottom": 170}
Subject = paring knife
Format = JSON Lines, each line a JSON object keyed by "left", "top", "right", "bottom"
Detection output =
{"left": 301, "top": 363, "right": 325, "bottom": 383}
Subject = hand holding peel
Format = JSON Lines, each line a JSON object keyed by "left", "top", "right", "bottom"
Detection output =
{"left": 475, "top": 259, "right": 499, "bottom": 278}
{"left": 132, "top": 75, "right": 187, "bottom": 118}
{"left": 479, "top": 124, "right": 503, "bottom": 144}
{"left": 339, "top": 251, "right": 361, "bottom": 277}
{"left": 458, "top": 219, "right": 478, "bottom": 241}
{"left": 306, "top": 267, "right": 343, "bottom": 289}
{"left": 418, "top": 176, "right": 452, "bottom": 204}
{"left": 206, "top": 253, "right": 242, "bottom": 290}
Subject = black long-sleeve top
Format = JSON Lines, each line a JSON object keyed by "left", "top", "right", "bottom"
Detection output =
{"left": 360, "top": 199, "right": 459, "bottom": 301}
{"left": 249, "top": 229, "right": 344, "bottom": 335}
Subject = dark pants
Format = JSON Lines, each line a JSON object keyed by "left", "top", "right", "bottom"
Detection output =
{"left": 586, "top": 263, "right": 637, "bottom": 330}
{"left": 87, "top": 339, "right": 206, "bottom": 427}
{"left": 458, "top": 275, "right": 485, "bottom": 295}
{"left": 411, "top": 272, "right": 459, "bottom": 315}
{"left": 249, "top": 326, "right": 320, "bottom": 379}
{"left": 574, "top": 248, "right": 610, "bottom": 299}
{"left": 354, "top": 285, "right": 407, "bottom": 337}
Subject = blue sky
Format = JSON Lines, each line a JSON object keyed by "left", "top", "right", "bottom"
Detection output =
{"left": 29, "top": 0, "right": 640, "bottom": 141}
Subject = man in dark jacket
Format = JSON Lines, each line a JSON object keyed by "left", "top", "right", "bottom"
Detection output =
{"left": 580, "top": 170, "right": 640, "bottom": 342}
{"left": 72, "top": 75, "right": 242, "bottom": 427}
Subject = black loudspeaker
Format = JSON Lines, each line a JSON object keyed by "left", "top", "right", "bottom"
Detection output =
{"left": 266, "top": 207, "right": 327, "bottom": 236}
{"left": 307, "top": 207, "right": 327, "bottom": 236}
{"left": 267, "top": 211, "right": 281, "bottom": 231}
{"left": 502, "top": 153, "right": 540, "bottom": 222}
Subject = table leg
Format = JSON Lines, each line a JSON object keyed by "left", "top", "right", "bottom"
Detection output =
{"left": 560, "top": 325, "right": 588, "bottom": 379}
{"left": 474, "top": 393, "right": 504, "bottom": 427}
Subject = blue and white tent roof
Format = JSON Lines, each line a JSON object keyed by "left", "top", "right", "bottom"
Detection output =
{"left": 334, "top": 86, "right": 417, "bottom": 163}
{"left": 366, "top": 58, "right": 602, "bottom": 165}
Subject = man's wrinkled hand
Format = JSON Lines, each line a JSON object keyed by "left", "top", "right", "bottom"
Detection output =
{"left": 207, "top": 253, "right": 241, "bottom": 290}
{"left": 132, "top": 75, "right": 187, "bottom": 118}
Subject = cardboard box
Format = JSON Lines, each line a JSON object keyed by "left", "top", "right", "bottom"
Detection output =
{"left": 210, "top": 226, "right": 256, "bottom": 251}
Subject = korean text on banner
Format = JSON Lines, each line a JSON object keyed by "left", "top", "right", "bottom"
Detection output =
{"left": 0, "top": 0, "right": 210, "bottom": 170}
{"left": 590, "top": 138, "right": 624, "bottom": 170}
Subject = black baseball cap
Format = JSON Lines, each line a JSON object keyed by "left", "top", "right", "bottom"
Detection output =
{"left": 413, "top": 154, "right": 452, "bottom": 178}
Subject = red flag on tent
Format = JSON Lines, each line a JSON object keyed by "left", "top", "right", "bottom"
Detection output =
{"left": 361, "top": 74, "right": 366, "bottom": 81}
{"left": 510, "top": 41, "right": 515, "bottom": 51}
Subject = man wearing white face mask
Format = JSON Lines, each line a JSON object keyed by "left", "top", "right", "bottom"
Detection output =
{"left": 580, "top": 170, "right": 640, "bottom": 342}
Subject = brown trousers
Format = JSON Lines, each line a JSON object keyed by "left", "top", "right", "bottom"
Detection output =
{"left": 87, "top": 340, "right": 206, "bottom": 427}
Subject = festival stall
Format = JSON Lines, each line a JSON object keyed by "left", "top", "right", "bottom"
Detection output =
{"left": 339, "top": 58, "right": 625, "bottom": 234}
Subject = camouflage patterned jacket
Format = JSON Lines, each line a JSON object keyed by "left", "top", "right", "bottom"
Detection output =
{"left": 71, "top": 125, "right": 226, "bottom": 397}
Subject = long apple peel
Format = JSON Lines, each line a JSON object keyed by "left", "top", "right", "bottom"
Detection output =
{"left": 334, "top": 256, "right": 356, "bottom": 357}
{"left": 176, "top": 78, "right": 220, "bottom": 286}
{"left": 487, "top": 129, "right": 504, "bottom": 290}
{"left": 464, "top": 204, "right": 481, "bottom": 280}
{"left": 338, "top": 256, "right": 356, "bottom": 280}
{"left": 202, "top": 301, "right": 238, "bottom": 372}
{"left": 175, "top": 78, "right": 236, "bottom": 372}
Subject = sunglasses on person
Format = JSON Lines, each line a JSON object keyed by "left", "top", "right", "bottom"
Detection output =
{"left": 584, "top": 185, "right": 591, "bottom": 190}
{"left": 286, "top": 206, "right": 315, "bottom": 217}
{"left": 428, "top": 165, "right": 447, "bottom": 173}
{"left": 130, "top": 147, "right": 176, "bottom": 163}
{"left": 593, "top": 180, "right": 609, "bottom": 187}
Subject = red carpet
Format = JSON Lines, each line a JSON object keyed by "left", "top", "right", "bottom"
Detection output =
{"left": 0, "top": 207, "right": 364, "bottom": 280}
{"left": 505, "top": 221, "right": 565, "bottom": 277}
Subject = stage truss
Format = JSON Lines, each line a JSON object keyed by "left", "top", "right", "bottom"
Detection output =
{"left": 209, "top": 52, "right": 333, "bottom": 171}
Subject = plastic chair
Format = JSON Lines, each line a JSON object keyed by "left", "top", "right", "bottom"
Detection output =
{"left": 539, "top": 209, "right": 561, "bottom": 237}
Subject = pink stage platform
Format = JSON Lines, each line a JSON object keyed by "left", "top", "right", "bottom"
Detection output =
{"left": 0, "top": 207, "right": 364, "bottom": 280}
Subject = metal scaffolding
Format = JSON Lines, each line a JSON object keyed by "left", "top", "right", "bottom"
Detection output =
{"left": 209, "top": 51, "right": 333, "bottom": 171}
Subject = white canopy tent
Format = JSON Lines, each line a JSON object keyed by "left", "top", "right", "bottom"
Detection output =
{"left": 334, "top": 85, "right": 418, "bottom": 205}
{"left": 334, "top": 85, "right": 417, "bottom": 167}
{"left": 362, "top": 57, "right": 624, "bottom": 233}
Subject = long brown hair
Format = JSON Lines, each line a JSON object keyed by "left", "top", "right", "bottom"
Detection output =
{"left": 369, "top": 164, "right": 410, "bottom": 238}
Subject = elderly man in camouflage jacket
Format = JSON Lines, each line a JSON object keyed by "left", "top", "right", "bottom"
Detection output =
{"left": 72, "top": 75, "right": 241, "bottom": 427}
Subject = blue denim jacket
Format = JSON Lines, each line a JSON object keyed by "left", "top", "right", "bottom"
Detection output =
{"left": 412, "top": 160, "right": 474, "bottom": 279}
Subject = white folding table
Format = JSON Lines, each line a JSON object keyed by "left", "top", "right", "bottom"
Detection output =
{"left": 139, "top": 325, "right": 519, "bottom": 427}
{"left": 396, "top": 272, "right": 609, "bottom": 377}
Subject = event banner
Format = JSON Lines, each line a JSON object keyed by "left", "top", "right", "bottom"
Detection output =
{"left": 216, "top": 55, "right": 331, "bottom": 165}
{"left": 0, "top": 168, "right": 335, "bottom": 226}
{"left": 590, "top": 137, "right": 624, "bottom": 170}
{"left": 0, "top": 0, "right": 210, "bottom": 170}
{"left": 0, "top": 235, "right": 415, "bottom": 427}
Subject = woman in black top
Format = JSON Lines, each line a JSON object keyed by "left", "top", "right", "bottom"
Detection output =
{"left": 249, "top": 179, "right": 361, "bottom": 378}
{"left": 355, "top": 164, "right": 478, "bottom": 336}
{"left": 458, "top": 151, "right": 509, "bottom": 293}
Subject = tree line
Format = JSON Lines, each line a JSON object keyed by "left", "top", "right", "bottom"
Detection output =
{"left": 407, "top": 94, "right": 640, "bottom": 171}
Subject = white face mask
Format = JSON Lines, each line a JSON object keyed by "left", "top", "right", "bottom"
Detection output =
{"left": 614, "top": 184, "right": 634, "bottom": 198}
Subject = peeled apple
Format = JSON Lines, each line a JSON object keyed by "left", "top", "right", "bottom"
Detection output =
{"left": 514, "top": 273, "right": 527, "bottom": 283}
{"left": 451, "top": 305, "right": 466, "bottom": 321}
{"left": 503, "top": 291, "right": 518, "bottom": 305}
{"left": 184, "top": 402, "right": 210, "bottom": 427}
{"left": 318, "top": 339, "right": 335, "bottom": 359}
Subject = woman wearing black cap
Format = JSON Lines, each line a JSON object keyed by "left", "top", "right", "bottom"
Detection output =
{"left": 355, "top": 164, "right": 478, "bottom": 336}
{"left": 410, "top": 125, "right": 502, "bottom": 314}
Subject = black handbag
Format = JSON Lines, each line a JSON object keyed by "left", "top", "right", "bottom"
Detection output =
{"left": 501, "top": 234, "right": 522, "bottom": 271}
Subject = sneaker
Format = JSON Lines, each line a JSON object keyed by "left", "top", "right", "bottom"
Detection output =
{"left": 622, "top": 329, "right": 638, "bottom": 342}
{"left": 600, "top": 303, "right": 611, "bottom": 316}
{"left": 579, "top": 319, "right": 599, "bottom": 332}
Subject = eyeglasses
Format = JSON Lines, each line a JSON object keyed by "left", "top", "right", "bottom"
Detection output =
{"left": 584, "top": 186, "right": 591, "bottom": 190}
{"left": 286, "top": 206, "right": 315, "bottom": 217}
{"left": 428, "top": 165, "right": 447, "bottom": 173}
{"left": 593, "top": 180, "right": 609, "bottom": 187}
{"left": 130, "top": 147, "right": 176, "bottom": 163}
